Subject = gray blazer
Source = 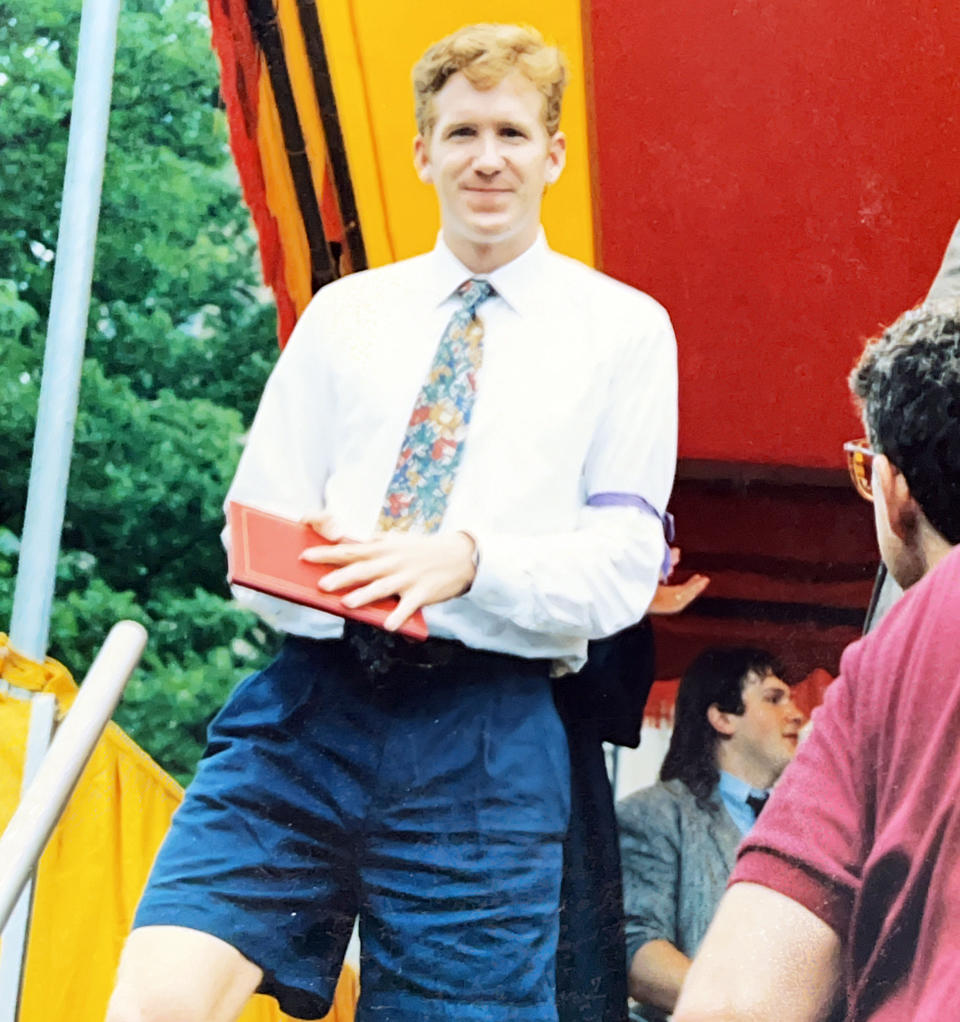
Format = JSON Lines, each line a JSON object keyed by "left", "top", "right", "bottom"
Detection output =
{"left": 617, "top": 779, "right": 742, "bottom": 1022}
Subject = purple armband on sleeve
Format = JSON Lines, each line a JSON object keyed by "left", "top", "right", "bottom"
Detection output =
{"left": 586, "top": 492, "right": 675, "bottom": 578}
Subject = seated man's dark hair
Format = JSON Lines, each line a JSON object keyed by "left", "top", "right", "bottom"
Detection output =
{"left": 850, "top": 301, "right": 960, "bottom": 544}
{"left": 660, "top": 647, "right": 786, "bottom": 808}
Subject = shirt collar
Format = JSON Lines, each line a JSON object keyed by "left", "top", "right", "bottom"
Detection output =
{"left": 717, "top": 770, "right": 770, "bottom": 804}
{"left": 427, "top": 230, "right": 551, "bottom": 316}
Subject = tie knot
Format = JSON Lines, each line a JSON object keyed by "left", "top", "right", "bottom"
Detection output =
{"left": 746, "top": 792, "right": 769, "bottom": 820}
{"left": 457, "top": 278, "right": 495, "bottom": 315}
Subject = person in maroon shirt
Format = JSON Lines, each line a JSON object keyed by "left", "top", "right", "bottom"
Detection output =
{"left": 673, "top": 299, "right": 960, "bottom": 1022}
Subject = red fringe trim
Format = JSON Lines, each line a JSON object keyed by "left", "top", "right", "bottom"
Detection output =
{"left": 208, "top": 0, "right": 298, "bottom": 347}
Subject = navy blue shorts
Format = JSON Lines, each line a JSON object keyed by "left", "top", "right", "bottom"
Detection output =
{"left": 135, "top": 636, "right": 570, "bottom": 1021}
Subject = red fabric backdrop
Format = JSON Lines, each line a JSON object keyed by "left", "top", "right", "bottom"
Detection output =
{"left": 587, "top": 0, "right": 960, "bottom": 467}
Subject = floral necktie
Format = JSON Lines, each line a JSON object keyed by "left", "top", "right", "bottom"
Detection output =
{"left": 378, "top": 278, "right": 496, "bottom": 533}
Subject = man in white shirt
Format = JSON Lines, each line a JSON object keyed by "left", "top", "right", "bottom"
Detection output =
{"left": 107, "top": 23, "right": 677, "bottom": 1022}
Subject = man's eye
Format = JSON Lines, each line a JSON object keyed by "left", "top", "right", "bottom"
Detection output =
{"left": 448, "top": 126, "right": 475, "bottom": 139}
{"left": 500, "top": 127, "right": 526, "bottom": 139}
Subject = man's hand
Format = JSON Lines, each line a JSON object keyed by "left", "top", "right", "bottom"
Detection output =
{"left": 300, "top": 523, "right": 477, "bottom": 631}
{"left": 651, "top": 546, "right": 710, "bottom": 615}
{"left": 629, "top": 939, "right": 692, "bottom": 1013}
{"left": 649, "top": 574, "right": 710, "bottom": 615}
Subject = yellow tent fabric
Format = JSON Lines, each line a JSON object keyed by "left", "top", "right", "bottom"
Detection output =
{"left": 0, "top": 634, "right": 357, "bottom": 1022}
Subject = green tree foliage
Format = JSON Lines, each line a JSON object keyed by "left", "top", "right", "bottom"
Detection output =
{"left": 0, "top": 0, "right": 283, "bottom": 783}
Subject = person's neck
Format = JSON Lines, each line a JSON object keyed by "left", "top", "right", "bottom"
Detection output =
{"left": 898, "top": 524, "right": 954, "bottom": 589}
{"left": 443, "top": 226, "right": 538, "bottom": 275}
{"left": 716, "top": 751, "right": 776, "bottom": 791}
{"left": 919, "top": 529, "right": 954, "bottom": 580}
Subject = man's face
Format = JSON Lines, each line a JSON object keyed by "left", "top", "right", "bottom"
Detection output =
{"left": 413, "top": 70, "right": 566, "bottom": 268}
{"left": 726, "top": 673, "right": 804, "bottom": 784}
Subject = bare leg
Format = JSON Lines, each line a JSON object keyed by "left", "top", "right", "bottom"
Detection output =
{"left": 106, "top": 925, "right": 263, "bottom": 1022}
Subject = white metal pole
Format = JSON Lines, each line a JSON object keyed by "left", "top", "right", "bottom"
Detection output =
{"left": 9, "top": 0, "right": 124, "bottom": 662}
{"left": 2, "top": 2, "right": 124, "bottom": 1020}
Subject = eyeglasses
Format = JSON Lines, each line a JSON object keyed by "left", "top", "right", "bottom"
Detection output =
{"left": 843, "top": 438, "right": 875, "bottom": 502}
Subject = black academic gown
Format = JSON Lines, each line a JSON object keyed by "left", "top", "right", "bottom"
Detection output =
{"left": 553, "top": 618, "right": 656, "bottom": 1022}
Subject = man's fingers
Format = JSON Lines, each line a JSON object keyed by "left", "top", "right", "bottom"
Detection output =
{"left": 675, "top": 574, "right": 710, "bottom": 610}
{"left": 649, "top": 573, "right": 711, "bottom": 616}
{"left": 318, "top": 559, "right": 392, "bottom": 592}
{"left": 301, "top": 541, "right": 378, "bottom": 565}
{"left": 300, "top": 511, "right": 345, "bottom": 542}
{"left": 384, "top": 588, "right": 425, "bottom": 632}
{"left": 341, "top": 575, "right": 403, "bottom": 609}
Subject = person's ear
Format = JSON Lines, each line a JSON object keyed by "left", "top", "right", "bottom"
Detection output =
{"left": 413, "top": 134, "right": 433, "bottom": 184}
{"left": 544, "top": 131, "right": 566, "bottom": 185}
{"left": 875, "top": 454, "right": 919, "bottom": 540}
{"left": 707, "top": 703, "right": 737, "bottom": 737}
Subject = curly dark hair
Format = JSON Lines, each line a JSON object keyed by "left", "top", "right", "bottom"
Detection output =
{"left": 850, "top": 301, "right": 960, "bottom": 544}
{"left": 659, "top": 647, "right": 786, "bottom": 810}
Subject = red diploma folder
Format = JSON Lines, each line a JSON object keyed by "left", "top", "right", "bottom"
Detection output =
{"left": 227, "top": 502, "right": 429, "bottom": 641}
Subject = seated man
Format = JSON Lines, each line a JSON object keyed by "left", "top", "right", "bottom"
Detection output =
{"left": 617, "top": 647, "right": 804, "bottom": 1021}
{"left": 674, "top": 300, "right": 960, "bottom": 1022}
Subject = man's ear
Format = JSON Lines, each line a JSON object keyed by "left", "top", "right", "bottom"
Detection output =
{"left": 544, "top": 131, "right": 567, "bottom": 185}
{"left": 707, "top": 703, "right": 737, "bottom": 737}
{"left": 875, "top": 454, "right": 919, "bottom": 540}
{"left": 413, "top": 134, "right": 432, "bottom": 184}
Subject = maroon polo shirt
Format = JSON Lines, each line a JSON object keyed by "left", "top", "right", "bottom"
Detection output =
{"left": 732, "top": 544, "right": 960, "bottom": 1021}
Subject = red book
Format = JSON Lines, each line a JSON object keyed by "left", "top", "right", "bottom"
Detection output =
{"left": 227, "top": 502, "right": 429, "bottom": 640}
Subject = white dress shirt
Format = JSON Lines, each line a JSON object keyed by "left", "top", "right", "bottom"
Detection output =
{"left": 225, "top": 233, "right": 677, "bottom": 670}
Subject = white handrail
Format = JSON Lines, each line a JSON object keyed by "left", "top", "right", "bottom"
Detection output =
{"left": 0, "top": 620, "right": 147, "bottom": 932}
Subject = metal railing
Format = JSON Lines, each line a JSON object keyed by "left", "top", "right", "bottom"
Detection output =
{"left": 0, "top": 620, "right": 147, "bottom": 935}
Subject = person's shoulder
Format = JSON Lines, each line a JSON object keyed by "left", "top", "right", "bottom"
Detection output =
{"left": 308, "top": 252, "right": 431, "bottom": 307}
{"left": 618, "top": 779, "right": 689, "bottom": 823}
{"left": 287, "top": 254, "right": 433, "bottom": 348}
{"left": 544, "top": 249, "right": 673, "bottom": 326}
{"left": 844, "top": 544, "right": 960, "bottom": 700}
{"left": 902, "top": 542, "right": 960, "bottom": 608}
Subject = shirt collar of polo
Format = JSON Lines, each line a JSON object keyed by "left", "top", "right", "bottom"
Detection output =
{"left": 428, "top": 230, "right": 551, "bottom": 316}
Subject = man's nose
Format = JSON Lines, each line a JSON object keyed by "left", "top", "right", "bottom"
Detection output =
{"left": 472, "top": 132, "right": 505, "bottom": 173}
{"left": 785, "top": 699, "right": 804, "bottom": 725}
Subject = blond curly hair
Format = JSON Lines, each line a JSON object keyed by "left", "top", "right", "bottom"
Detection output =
{"left": 412, "top": 23, "right": 568, "bottom": 136}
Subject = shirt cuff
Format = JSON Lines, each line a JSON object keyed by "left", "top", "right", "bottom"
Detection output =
{"left": 463, "top": 530, "right": 527, "bottom": 618}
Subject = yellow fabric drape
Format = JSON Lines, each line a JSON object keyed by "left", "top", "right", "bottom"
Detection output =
{"left": 0, "top": 634, "right": 357, "bottom": 1022}
{"left": 258, "top": 66, "right": 316, "bottom": 319}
